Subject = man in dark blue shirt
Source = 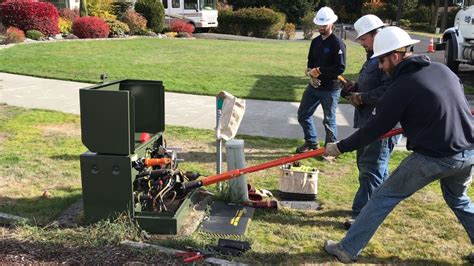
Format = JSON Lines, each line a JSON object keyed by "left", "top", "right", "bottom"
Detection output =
{"left": 296, "top": 6, "right": 346, "bottom": 153}
{"left": 324, "top": 27, "right": 474, "bottom": 263}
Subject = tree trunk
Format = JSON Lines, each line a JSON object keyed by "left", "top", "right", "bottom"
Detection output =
{"left": 396, "top": 0, "right": 403, "bottom": 26}
{"left": 441, "top": 0, "right": 448, "bottom": 31}
{"left": 80, "top": 0, "right": 88, "bottom": 17}
{"left": 431, "top": 0, "right": 440, "bottom": 27}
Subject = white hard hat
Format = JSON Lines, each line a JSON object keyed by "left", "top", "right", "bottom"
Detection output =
{"left": 354, "top": 14, "right": 385, "bottom": 39}
{"left": 371, "top": 26, "right": 420, "bottom": 58}
{"left": 313, "top": 6, "right": 338, "bottom": 26}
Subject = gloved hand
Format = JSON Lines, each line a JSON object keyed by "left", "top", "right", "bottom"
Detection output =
{"left": 348, "top": 93, "right": 363, "bottom": 107}
{"left": 338, "top": 77, "right": 356, "bottom": 98}
{"left": 309, "top": 77, "right": 321, "bottom": 88}
{"left": 308, "top": 68, "right": 321, "bottom": 78}
{"left": 304, "top": 68, "right": 312, "bottom": 77}
{"left": 325, "top": 142, "right": 342, "bottom": 157}
{"left": 337, "top": 75, "right": 355, "bottom": 89}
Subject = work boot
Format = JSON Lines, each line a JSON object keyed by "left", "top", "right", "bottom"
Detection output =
{"left": 344, "top": 218, "right": 355, "bottom": 230}
{"left": 295, "top": 142, "right": 319, "bottom": 153}
{"left": 324, "top": 240, "right": 355, "bottom": 264}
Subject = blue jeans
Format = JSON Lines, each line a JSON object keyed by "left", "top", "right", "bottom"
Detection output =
{"left": 297, "top": 85, "right": 341, "bottom": 145}
{"left": 340, "top": 150, "right": 474, "bottom": 258}
{"left": 351, "top": 135, "right": 400, "bottom": 218}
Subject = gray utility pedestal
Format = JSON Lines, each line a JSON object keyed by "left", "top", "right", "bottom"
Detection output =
{"left": 225, "top": 139, "right": 249, "bottom": 203}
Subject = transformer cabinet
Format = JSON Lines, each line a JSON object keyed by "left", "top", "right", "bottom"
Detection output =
{"left": 80, "top": 80, "right": 198, "bottom": 234}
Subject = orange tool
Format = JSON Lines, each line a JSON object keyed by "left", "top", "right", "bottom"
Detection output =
{"left": 144, "top": 157, "right": 171, "bottom": 167}
{"left": 182, "top": 128, "right": 402, "bottom": 191}
{"left": 181, "top": 109, "right": 474, "bottom": 192}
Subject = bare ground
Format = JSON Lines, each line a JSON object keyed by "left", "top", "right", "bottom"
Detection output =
{"left": 0, "top": 236, "right": 180, "bottom": 264}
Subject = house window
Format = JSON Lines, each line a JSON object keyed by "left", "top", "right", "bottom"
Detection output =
{"left": 162, "top": 0, "right": 168, "bottom": 8}
{"left": 172, "top": 0, "right": 180, "bottom": 8}
{"left": 184, "top": 0, "right": 197, "bottom": 10}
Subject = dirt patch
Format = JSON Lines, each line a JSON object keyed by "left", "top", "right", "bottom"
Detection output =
{"left": 0, "top": 237, "right": 179, "bottom": 264}
{"left": 166, "top": 139, "right": 213, "bottom": 153}
{"left": 168, "top": 138, "right": 289, "bottom": 165}
{"left": 0, "top": 132, "right": 10, "bottom": 144}
{"left": 38, "top": 123, "right": 80, "bottom": 138}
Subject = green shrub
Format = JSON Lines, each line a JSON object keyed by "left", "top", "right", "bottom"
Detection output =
{"left": 227, "top": 0, "right": 316, "bottom": 25}
{"left": 110, "top": 2, "right": 133, "bottom": 19}
{"left": 25, "top": 29, "right": 44, "bottom": 40}
{"left": 217, "top": 7, "right": 286, "bottom": 38}
{"left": 399, "top": 19, "right": 411, "bottom": 29}
{"left": 134, "top": 0, "right": 165, "bottom": 33}
{"left": 405, "top": 5, "right": 431, "bottom": 24}
{"left": 301, "top": 10, "right": 316, "bottom": 40}
{"left": 283, "top": 23, "right": 295, "bottom": 40}
{"left": 216, "top": 9, "right": 237, "bottom": 35}
{"left": 106, "top": 19, "right": 130, "bottom": 37}
{"left": 410, "top": 22, "right": 435, "bottom": 33}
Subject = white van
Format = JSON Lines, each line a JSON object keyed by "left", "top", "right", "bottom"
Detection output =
{"left": 162, "top": 0, "right": 218, "bottom": 32}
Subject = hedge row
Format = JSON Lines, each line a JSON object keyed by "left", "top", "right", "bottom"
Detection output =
{"left": 227, "top": 0, "right": 317, "bottom": 25}
{"left": 218, "top": 7, "right": 285, "bottom": 38}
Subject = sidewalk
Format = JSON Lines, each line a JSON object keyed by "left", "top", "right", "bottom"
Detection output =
{"left": 6, "top": 72, "right": 474, "bottom": 150}
{"left": 0, "top": 72, "right": 406, "bottom": 148}
{"left": 4, "top": 73, "right": 474, "bottom": 150}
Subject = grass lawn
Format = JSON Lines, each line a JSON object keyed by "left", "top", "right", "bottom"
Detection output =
{"left": 2, "top": 38, "right": 472, "bottom": 98}
{"left": 1, "top": 104, "right": 472, "bottom": 264}
{"left": 0, "top": 38, "right": 366, "bottom": 102}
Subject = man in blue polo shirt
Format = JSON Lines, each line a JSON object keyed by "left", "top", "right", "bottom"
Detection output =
{"left": 296, "top": 6, "right": 346, "bottom": 154}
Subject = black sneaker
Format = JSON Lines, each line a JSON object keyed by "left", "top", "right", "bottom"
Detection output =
{"left": 295, "top": 142, "right": 320, "bottom": 153}
{"left": 344, "top": 218, "right": 355, "bottom": 230}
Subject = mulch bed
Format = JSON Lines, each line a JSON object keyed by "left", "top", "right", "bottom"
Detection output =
{"left": 0, "top": 238, "right": 179, "bottom": 264}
